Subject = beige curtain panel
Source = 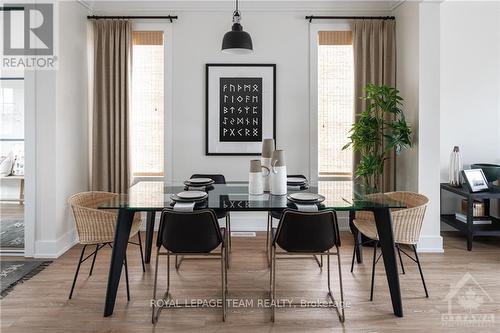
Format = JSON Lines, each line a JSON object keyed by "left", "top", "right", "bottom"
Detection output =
{"left": 352, "top": 19, "right": 396, "bottom": 192}
{"left": 92, "top": 20, "right": 132, "bottom": 194}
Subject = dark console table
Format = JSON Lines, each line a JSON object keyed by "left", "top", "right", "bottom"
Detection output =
{"left": 440, "top": 183, "right": 500, "bottom": 250}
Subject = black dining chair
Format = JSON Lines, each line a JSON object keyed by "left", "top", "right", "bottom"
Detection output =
{"left": 266, "top": 175, "right": 320, "bottom": 266}
{"left": 152, "top": 209, "right": 228, "bottom": 324}
{"left": 187, "top": 174, "right": 232, "bottom": 265}
{"left": 269, "top": 209, "right": 344, "bottom": 323}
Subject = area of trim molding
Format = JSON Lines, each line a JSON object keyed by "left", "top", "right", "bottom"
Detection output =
{"left": 83, "top": 0, "right": 397, "bottom": 14}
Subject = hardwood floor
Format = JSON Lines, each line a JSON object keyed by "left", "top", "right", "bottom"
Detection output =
{"left": 0, "top": 202, "right": 24, "bottom": 220}
{"left": 1, "top": 232, "right": 499, "bottom": 332}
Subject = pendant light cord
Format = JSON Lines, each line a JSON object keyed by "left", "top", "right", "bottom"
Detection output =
{"left": 236, "top": 0, "right": 238, "bottom": 12}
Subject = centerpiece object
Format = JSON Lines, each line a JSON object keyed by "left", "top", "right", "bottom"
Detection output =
{"left": 261, "top": 138, "right": 274, "bottom": 191}
{"left": 270, "top": 150, "right": 287, "bottom": 195}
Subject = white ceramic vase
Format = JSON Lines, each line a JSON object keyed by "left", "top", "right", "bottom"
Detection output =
{"left": 261, "top": 157, "right": 271, "bottom": 192}
{"left": 261, "top": 139, "right": 275, "bottom": 192}
{"left": 449, "top": 146, "right": 462, "bottom": 187}
{"left": 271, "top": 166, "right": 287, "bottom": 195}
{"left": 270, "top": 150, "right": 287, "bottom": 195}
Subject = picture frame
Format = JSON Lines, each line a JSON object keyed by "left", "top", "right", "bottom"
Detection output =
{"left": 205, "top": 63, "right": 276, "bottom": 155}
{"left": 462, "top": 169, "right": 490, "bottom": 192}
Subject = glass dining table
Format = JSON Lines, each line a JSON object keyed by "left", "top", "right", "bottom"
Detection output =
{"left": 99, "top": 180, "right": 406, "bottom": 318}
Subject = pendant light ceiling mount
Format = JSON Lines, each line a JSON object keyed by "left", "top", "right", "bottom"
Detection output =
{"left": 221, "top": 0, "right": 253, "bottom": 54}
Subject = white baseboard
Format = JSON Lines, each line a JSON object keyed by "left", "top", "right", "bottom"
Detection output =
{"left": 33, "top": 229, "right": 78, "bottom": 259}
{"left": 417, "top": 235, "right": 443, "bottom": 253}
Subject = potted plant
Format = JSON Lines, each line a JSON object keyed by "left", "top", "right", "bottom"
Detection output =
{"left": 343, "top": 84, "right": 412, "bottom": 192}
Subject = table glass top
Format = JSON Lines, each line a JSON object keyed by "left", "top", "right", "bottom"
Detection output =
{"left": 98, "top": 181, "right": 406, "bottom": 211}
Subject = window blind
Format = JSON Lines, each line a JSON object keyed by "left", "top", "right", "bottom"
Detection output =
{"left": 318, "top": 31, "right": 352, "bottom": 46}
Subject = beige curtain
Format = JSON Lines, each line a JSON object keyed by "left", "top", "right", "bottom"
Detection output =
{"left": 91, "top": 20, "right": 132, "bottom": 194}
{"left": 352, "top": 19, "right": 396, "bottom": 192}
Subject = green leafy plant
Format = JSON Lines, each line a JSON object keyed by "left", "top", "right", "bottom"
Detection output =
{"left": 343, "top": 84, "right": 412, "bottom": 191}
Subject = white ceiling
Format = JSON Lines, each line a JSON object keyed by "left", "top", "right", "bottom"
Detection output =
{"left": 82, "top": 0, "right": 404, "bottom": 14}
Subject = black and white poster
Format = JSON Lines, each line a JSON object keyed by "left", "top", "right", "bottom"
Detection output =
{"left": 219, "top": 77, "right": 262, "bottom": 142}
{"left": 206, "top": 64, "right": 275, "bottom": 155}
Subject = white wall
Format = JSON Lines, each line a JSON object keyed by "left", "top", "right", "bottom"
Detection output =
{"left": 393, "top": 1, "right": 419, "bottom": 192}
{"left": 171, "top": 11, "right": 310, "bottom": 181}
{"left": 439, "top": 0, "right": 500, "bottom": 220}
{"left": 31, "top": 0, "right": 89, "bottom": 257}
{"left": 440, "top": 1, "right": 500, "bottom": 177}
{"left": 417, "top": 1, "right": 443, "bottom": 252}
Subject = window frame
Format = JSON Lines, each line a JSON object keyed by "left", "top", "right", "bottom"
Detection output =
{"left": 309, "top": 22, "right": 353, "bottom": 183}
{"left": 131, "top": 22, "right": 173, "bottom": 182}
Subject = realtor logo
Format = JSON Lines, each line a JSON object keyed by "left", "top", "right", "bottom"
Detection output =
{"left": 441, "top": 272, "right": 495, "bottom": 328}
{"left": 3, "top": 4, "right": 53, "bottom": 55}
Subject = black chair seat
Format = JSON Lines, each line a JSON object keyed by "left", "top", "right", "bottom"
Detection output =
{"left": 215, "top": 209, "right": 228, "bottom": 219}
{"left": 270, "top": 210, "right": 282, "bottom": 219}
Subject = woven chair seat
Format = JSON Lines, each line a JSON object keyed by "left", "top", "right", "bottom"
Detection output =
{"left": 353, "top": 192, "right": 429, "bottom": 245}
{"left": 69, "top": 191, "right": 143, "bottom": 245}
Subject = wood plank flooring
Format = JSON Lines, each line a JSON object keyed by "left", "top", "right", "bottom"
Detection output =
{"left": 1, "top": 232, "right": 499, "bottom": 332}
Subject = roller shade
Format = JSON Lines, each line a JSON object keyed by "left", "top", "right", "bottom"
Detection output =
{"left": 318, "top": 31, "right": 352, "bottom": 45}
{"left": 132, "top": 31, "right": 163, "bottom": 45}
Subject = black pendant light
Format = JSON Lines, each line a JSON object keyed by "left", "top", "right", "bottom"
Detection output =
{"left": 221, "top": 0, "right": 253, "bottom": 54}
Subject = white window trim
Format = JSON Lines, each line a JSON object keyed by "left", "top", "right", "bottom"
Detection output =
{"left": 132, "top": 21, "right": 173, "bottom": 183}
{"left": 308, "top": 22, "right": 352, "bottom": 184}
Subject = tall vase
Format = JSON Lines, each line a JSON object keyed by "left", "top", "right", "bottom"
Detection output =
{"left": 449, "top": 146, "right": 462, "bottom": 187}
{"left": 248, "top": 160, "right": 269, "bottom": 195}
{"left": 261, "top": 139, "right": 274, "bottom": 192}
{"left": 271, "top": 150, "right": 287, "bottom": 195}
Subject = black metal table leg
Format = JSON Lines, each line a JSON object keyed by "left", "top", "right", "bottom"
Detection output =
{"left": 372, "top": 207, "right": 403, "bottom": 317}
{"left": 144, "top": 211, "right": 156, "bottom": 263}
{"left": 466, "top": 197, "right": 474, "bottom": 251}
{"left": 104, "top": 209, "right": 135, "bottom": 317}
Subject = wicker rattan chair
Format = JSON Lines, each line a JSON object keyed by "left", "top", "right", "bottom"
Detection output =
{"left": 68, "top": 191, "right": 145, "bottom": 300}
{"left": 350, "top": 191, "right": 429, "bottom": 300}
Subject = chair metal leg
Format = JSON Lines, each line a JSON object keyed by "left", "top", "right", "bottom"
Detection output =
{"left": 124, "top": 255, "right": 130, "bottom": 301}
{"left": 326, "top": 250, "right": 345, "bottom": 322}
{"left": 224, "top": 230, "right": 228, "bottom": 295}
{"left": 412, "top": 245, "right": 429, "bottom": 298}
{"left": 152, "top": 248, "right": 160, "bottom": 324}
{"left": 397, "top": 245, "right": 405, "bottom": 275}
{"left": 226, "top": 215, "right": 231, "bottom": 269}
{"left": 167, "top": 251, "right": 171, "bottom": 296}
{"left": 313, "top": 255, "right": 323, "bottom": 268}
{"left": 69, "top": 245, "right": 87, "bottom": 299}
{"left": 89, "top": 244, "right": 99, "bottom": 277}
{"left": 266, "top": 213, "right": 271, "bottom": 267}
{"left": 271, "top": 246, "right": 276, "bottom": 323}
{"left": 175, "top": 255, "right": 183, "bottom": 270}
{"left": 221, "top": 245, "right": 226, "bottom": 322}
{"left": 336, "top": 249, "right": 345, "bottom": 322}
{"left": 137, "top": 231, "right": 146, "bottom": 273}
{"left": 370, "top": 241, "right": 377, "bottom": 301}
{"left": 350, "top": 241, "right": 357, "bottom": 273}
{"left": 226, "top": 214, "right": 231, "bottom": 251}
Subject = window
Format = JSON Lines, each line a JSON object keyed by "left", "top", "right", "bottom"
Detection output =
{"left": 0, "top": 79, "right": 25, "bottom": 176}
{"left": 130, "top": 31, "right": 164, "bottom": 177}
{"left": 317, "top": 31, "right": 354, "bottom": 179}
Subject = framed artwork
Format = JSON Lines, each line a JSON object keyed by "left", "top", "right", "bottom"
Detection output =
{"left": 462, "top": 169, "right": 490, "bottom": 192}
{"left": 206, "top": 63, "right": 276, "bottom": 155}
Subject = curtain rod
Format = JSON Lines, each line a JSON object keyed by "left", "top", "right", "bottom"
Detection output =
{"left": 87, "top": 15, "right": 178, "bottom": 23}
{"left": 306, "top": 15, "right": 395, "bottom": 23}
